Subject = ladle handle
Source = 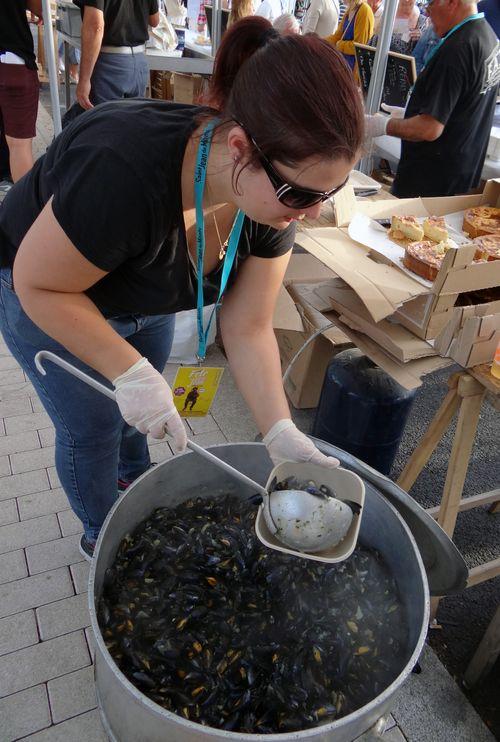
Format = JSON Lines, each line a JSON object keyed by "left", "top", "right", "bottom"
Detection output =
{"left": 34, "top": 351, "right": 269, "bottom": 498}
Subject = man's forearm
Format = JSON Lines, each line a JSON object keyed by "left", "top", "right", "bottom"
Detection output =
{"left": 79, "top": 20, "right": 104, "bottom": 83}
{"left": 222, "top": 325, "right": 290, "bottom": 436}
{"left": 387, "top": 114, "right": 443, "bottom": 142}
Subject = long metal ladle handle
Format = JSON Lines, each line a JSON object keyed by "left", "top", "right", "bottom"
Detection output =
{"left": 34, "top": 350, "right": 269, "bottom": 498}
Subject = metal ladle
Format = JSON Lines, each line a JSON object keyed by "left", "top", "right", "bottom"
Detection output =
{"left": 34, "top": 351, "right": 344, "bottom": 554}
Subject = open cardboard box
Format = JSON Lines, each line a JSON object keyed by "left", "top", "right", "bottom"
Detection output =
{"left": 434, "top": 305, "right": 500, "bottom": 367}
{"left": 273, "top": 254, "right": 351, "bottom": 408}
{"left": 295, "top": 180, "right": 500, "bottom": 340}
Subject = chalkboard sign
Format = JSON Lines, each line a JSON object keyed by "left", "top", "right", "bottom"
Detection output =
{"left": 354, "top": 43, "right": 417, "bottom": 109}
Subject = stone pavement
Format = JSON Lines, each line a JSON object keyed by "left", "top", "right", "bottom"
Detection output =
{"left": 0, "top": 335, "right": 495, "bottom": 741}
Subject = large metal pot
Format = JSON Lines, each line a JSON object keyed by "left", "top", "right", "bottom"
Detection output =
{"left": 90, "top": 442, "right": 431, "bottom": 742}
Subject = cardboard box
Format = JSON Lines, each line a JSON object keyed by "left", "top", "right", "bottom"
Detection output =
{"left": 173, "top": 73, "right": 205, "bottom": 104}
{"left": 150, "top": 71, "right": 174, "bottom": 100}
{"left": 272, "top": 255, "right": 351, "bottom": 408}
{"left": 434, "top": 303, "right": 500, "bottom": 367}
{"left": 295, "top": 180, "right": 500, "bottom": 340}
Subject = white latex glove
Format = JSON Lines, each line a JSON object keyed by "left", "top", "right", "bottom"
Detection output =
{"left": 380, "top": 103, "right": 406, "bottom": 118}
{"left": 113, "top": 358, "right": 187, "bottom": 452}
{"left": 364, "top": 113, "right": 389, "bottom": 140}
{"left": 263, "top": 419, "right": 340, "bottom": 469}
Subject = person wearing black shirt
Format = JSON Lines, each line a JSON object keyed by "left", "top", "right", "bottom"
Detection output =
{"left": 0, "top": 0, "right": 43, "bottom": 182}
{"left": 365, "top": 0, "right": 500, "bottom": 197}
{"left": 75, "top": 0, "right": 160, "bottom": 110}
{"left": 0, "top": 18, "right": 363, "bottom": 558}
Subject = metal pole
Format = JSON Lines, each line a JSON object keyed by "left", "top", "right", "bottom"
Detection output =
{"left": 41, "top": 0, "right": 62, "bottom": 136}
{"left": 358, "top": 0, "right": 399, "bottom": 173}
{"left": 211, "top": 0, "right": 222, "bottom": 56}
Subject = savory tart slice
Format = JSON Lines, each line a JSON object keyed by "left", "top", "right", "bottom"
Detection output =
{"left": 463, "top": 206, "right": 500, "bottom": 238}
{"left": 403, "top": 239, "right": 455, "bottom": 281}
{"left": 473, "top": 233, "right": 500, "bottom": 261}
{"left": 423, "top": 216, "right": 448, "bottom": 243}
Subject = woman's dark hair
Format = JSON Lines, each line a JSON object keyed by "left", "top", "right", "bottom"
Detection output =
{"left": 206, "top": 17, "right": 364, "bottom": 168}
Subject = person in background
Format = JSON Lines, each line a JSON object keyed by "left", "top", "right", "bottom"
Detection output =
{"left": 367, "top": 0, "right": 384, "bottom": 34}
{"left": 0, "top": 18, "right": 361, "bottom": 559}
{"left": 412, "top": 18, "right": 439, "bottom": 73}
{"left": 274, "top": 12, "right": 301, "bottom": 31}
{"left": 228, "top": 0, "right": 255, "bottom": 27}
{"left": 365, "top": 0, "right": 499, "bottom": 197}
{"left": 75, "top": 0, "right": 160, "bottom": 110}
{"left": 325, "top": 0, "right": 374, "bottom": 71}
{"left": 302, "top": 0, "right": 339, "bottom": 36}
{"left": 255, "top": 0, "right": 284, "bottom": 23}
{"left": 58, "top": 40, "right": 80, "bottom": 84}
{"left": 372, "top": 0, "right": 425, "bottom": 54}
{"left": 0, "top": 0, "right": 42, "bottom": 183}
{"left": 479, "top": 0, "right": 500, "bottom": 37}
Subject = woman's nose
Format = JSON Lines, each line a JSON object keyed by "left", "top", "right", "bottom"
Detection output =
{"left": 302, "top": 201, "right": 323, "bottom": 220}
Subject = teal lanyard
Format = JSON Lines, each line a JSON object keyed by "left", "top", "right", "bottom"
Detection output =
{"left": 194, "top": 120, "right": 245, "bottom": 362}
{"left": 423, "top": 12, "right": 484, "bottom": 69}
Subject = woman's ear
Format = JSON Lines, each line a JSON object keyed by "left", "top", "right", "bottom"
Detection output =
{"left": 227, "top": 125, "right": 252, "bottom": 164}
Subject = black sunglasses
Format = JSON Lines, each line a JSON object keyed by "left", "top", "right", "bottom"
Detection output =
{"left": 234, "top": 120, "right": 349, "bottom": 210}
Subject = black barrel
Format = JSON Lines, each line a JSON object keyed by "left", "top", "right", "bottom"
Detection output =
{"left": 313, "top": 349, "right": 416, "bottom": 475}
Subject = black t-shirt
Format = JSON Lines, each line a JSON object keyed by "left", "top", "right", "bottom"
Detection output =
{"left": 0, "top": 0, "right": 37, "bottom": 70}
{"left": 76, "top": 0, "right": 159, "bottom": 47}
{"left": 0, "top": 100, "right": 294, "bottom": 317}
{"left": 392, "top": 17, "right": 500, "bottom": 198}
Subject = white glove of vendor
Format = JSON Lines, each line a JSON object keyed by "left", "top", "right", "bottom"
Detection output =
{"left": 113, "top": 358, "right": 187, "bottom": 452}
{"left": 364, "top": 113, "right": 389, "bottom": 140}
{"left": 263, "top": 419, "right": 340, "bottom": 469}
{"left": 380, "top": 103, "right": 405, "bottom": 119}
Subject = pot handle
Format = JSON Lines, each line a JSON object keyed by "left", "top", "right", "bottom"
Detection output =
{"left": 311, "top": 436, "right": 468, "bottom": 597}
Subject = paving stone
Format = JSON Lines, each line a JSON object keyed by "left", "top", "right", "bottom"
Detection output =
{"left": 10, "top": 446, "right": 56, "bottom": 474}
{"left": 185, "top": 430, "right": 228, "bottom": 447}
{"left": 58, "top": 509, "right": 82, "bottom": 538}
{"left": 0, "top": 549, "right": 28, "bottom": 584}
{"left": 0, "top": 514, "right": 60, "bottom": 554}
{"left": 84, "top": 626, "right": 96, "bottom": 660}
{"left": 5, "top": 411, "right": 52, "bottom": 435}
{"left": 0, "top": 468, "right": 50, "bottom": 501}
{"left": 47, "top": 665, "right": 97, "bottom": 723}
{"left": 0, "top": 430, "right": 40, "bottom": 457}
{"left": 31, "top": 396, "right": 45, "bottom": 413}
{"left": 0, "top": 367, "right": 24, "bottom": 385}
{"left": 0, "top": 567, "right": 73, "bottom": 618}
{"left": 0, "top": 454, "right": 11, "bottom": 476}
{"left": 385, "top": 715, "right": 397, "bottom": 731}
{"left": 187, "top": 414, "right": 221, "bottom": 434}
{"left": 0, "top": 609, "right": 38, "bottom": 656}
{"left": 47, "top": 467, "right": 61, "bottom": 489}
{"left": 0, "top": 379, "right": 37, "bottom": 400}
{"left": 0, "top": 498, "right": 18, "bottom": 526}
{"left": 37, "top": 592, "right": 90, "bottom": 640}
{"left": 0, "top": 630, "right": 90, "bottom": 698}
{"left": 0, "top": 355, "right": 20, "bottom": 371}
{"left": 0, "top": 396, "right": 32, "bottom": 419}
{"left": 18, "top": 708, "right": 107, "bottom": 741}
{"left": 0, "top": 684, "right": 51, "bottom": 740}
{"left": 149, "top": 441, "right": 174, "bottom": 464}
{"left": 38, "top": 427, "right": 55, "bottom": 447}
{"left": 0, "top": 418, "right": 5, "bottom": 436}
{"left": 70, "top": 560, "right": 90, "bottom": 594}
{"left": 18, "top": 488, "right": 69, "bottom": 520}
{"left": 383, "top": 728, "right": 407, "bottom": 741}
{"left": 26, "top": 533, "right": 82, "bottom": 575}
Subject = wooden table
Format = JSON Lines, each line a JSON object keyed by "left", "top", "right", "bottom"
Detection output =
{"left": 397, "top": 366, "right": 500, "bottom": 621}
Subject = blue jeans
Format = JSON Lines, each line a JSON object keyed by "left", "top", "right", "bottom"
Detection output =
{"left": 0, "top": 267, "right": 175, "bottom": 542}
{"left": 90, "top": 51, "right": 149, "bottom": 105}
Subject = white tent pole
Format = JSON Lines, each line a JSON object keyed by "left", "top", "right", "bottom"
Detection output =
{"left": 358, "top": 0, "right": 399, "bottom": 174}
{"left": 41, "top": 0, "right": 62, "bottom": 136}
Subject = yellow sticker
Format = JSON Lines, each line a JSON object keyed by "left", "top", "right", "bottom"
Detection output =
{"left": 172, "top": 366, "right": 224, "bottom": 417}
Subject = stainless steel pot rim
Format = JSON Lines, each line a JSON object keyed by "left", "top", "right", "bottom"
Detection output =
{"left": 88, "top": 443, "right": 430, "bottom": 741}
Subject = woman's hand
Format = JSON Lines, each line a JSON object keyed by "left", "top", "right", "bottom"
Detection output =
{"left": 113, "top": 358, "right": 187, "bottom": 452}
{"left": 263, "top": 419, "right": 340, "bottom": 468}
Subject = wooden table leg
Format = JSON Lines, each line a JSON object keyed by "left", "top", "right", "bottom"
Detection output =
{"left": 430, "top": 375, "right": 485, "bottom": 621}
{"left": 397, "top": 373, "right": 460, "bottom": 492}
{"left": 463, "top": 605, "right": 500, "bottom": 688}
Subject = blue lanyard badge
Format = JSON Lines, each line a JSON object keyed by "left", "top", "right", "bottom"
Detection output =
{"left": 194, "top": 120, "right": 245, "bottom": 362}
{"left": 423, "top": 12, "right": 484, "bottom": 68}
